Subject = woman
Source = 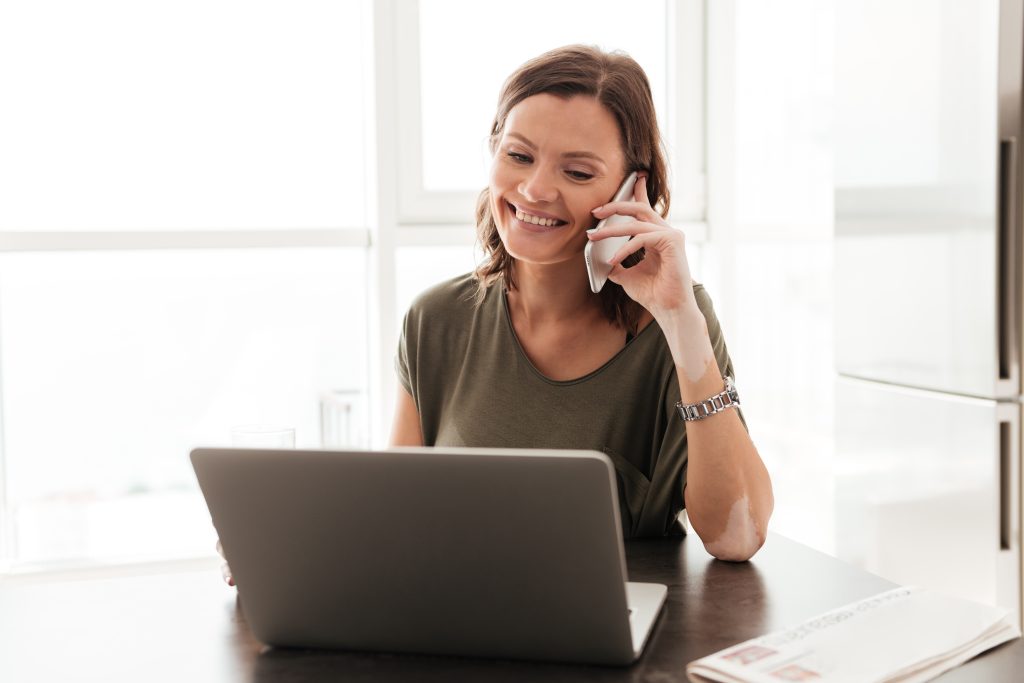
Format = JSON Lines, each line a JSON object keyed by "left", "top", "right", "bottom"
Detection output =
{"left": 391, "top": 45, "right": 773, "bottom": 561}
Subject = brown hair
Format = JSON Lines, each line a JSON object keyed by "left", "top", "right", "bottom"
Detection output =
{"left": 474, "top": 44, "right": 670, "bottom": 333}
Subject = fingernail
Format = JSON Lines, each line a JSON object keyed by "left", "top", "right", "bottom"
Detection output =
{"left": 591, "top": 206, "right": 603, "bottom": 214}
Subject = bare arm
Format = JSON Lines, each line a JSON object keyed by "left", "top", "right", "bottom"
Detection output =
{"left": 663, "top": 306, "right": 774, "bottom": 562}
{"left": 389, "top": 386, "right": 425, "bottom": 447}
{"left": 592, "top": 175, "right": 773, "bottom": 562}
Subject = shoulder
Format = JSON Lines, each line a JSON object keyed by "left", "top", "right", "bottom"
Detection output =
{"left": 398, "top": 272, "right": 498, "bottom": 384}
{"left": 691, "top": 281, "right": 714, "bottom": 311}
{"left": 690, "top": 282, "right": 722, "bottom": 329}
{"left": 405, "top": 272, "right": 485, "bottom": 322}
{"left": 688, "top": 281, "right": 735, "bottom": 371}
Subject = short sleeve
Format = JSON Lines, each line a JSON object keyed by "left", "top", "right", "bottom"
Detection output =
{"left": 389, "top": 273, "right": 482, "bottom": 444}
{"left": 394, "top": 309, "right": 414, "bottom": 397}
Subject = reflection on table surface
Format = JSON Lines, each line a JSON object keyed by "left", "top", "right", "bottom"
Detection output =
{"left": 0, "top": 533, "right": 1019, "bottom": 683}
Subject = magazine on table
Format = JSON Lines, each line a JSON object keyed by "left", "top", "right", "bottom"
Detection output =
{"left": 686, "top": 586, "right": 1020, "bottom": 683}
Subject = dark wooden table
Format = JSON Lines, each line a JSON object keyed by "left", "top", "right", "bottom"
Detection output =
{"left": 0, "top": 533, "right": 1019, "bottom": 682}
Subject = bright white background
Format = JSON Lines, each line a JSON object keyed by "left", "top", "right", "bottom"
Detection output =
{"left": 0, "top": 0, "right": 836, "bottom": 572}
{"left": 416, "top": 0, "right": 666, "bottom": 192}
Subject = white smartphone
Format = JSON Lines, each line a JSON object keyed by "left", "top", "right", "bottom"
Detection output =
{"left": 584, "top": 171, "right": 639, "bottom": 293}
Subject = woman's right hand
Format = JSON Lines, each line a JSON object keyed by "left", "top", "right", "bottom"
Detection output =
{"left": 216, "top": 539, "right": 235, "bottom": 587}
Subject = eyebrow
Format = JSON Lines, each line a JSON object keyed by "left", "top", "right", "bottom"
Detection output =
{"left": 506, "top": 132, "right": 608, "bottom": 164}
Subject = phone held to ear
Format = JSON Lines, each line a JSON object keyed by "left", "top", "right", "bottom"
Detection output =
{"left": 584, "top": 171, "right": 639, "bottom": 293}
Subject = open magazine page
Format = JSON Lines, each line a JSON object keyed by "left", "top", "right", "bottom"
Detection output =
{"left": 686, "top": 586, "right": 1020, "bottom": 683}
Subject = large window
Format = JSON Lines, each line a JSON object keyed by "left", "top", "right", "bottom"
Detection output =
{"left": 0, "top": 0, "right": 706, "bottom": 571}
{"left": 1, "top": 249, "right": 367, "bottom": 565}
{"left": 415, "top": 0, "right": 667, "bottom": 194}
{"left": 0, "top": 0, "right": 368, "bottom": 231}
{"left": 0, "top": 0, "right": 374, "bottom": 571}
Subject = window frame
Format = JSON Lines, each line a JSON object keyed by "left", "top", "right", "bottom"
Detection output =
{"left": 0, "top": 0, "right": 713, "bottom": 573}
{"left": 392, "top": 0, "right": 710, "bottom": 236}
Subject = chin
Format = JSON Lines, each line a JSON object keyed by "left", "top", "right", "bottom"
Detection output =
{"left": 507, "top": 237, "right": 585, "bottom": 269}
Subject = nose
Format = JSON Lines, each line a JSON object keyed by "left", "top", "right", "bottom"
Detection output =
{"left": 518, "top": 165, "right": 558, "bottom": 204}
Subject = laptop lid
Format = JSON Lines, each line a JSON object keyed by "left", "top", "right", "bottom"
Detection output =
{"left": 191, "top": 446, "right": 664, "bottom": 665}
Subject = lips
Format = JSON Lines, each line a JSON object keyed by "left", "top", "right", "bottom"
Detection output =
{"left": 506, "top": 201, "right": 569, "bottom": 229}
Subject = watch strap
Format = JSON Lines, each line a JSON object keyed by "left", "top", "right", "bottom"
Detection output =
{"left": 675, "top": 376, "right": 740, "bottom": 422}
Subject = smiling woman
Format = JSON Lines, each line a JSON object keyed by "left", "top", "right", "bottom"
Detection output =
{"left": 476, "top": 46, "right": 668, "bottom": 335}
{"left": 390, "top": 45, "right": 774, "bottom": 562}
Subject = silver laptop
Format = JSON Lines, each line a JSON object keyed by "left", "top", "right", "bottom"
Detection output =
{"left": 190, "top": 446, "right": 667, "bottom": 665}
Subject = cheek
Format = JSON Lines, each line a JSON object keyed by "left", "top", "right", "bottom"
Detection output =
{"left": 489, "top": 158, "right": 512, "bottom": 194}
{"left": 571, "top": 189, "right": 611, "bottom": 229}
{"left": 487, "top": 168, "right": 507, "bottom": 233}
{"left": 488, "top": 162, "right": 514, "bottom": 223}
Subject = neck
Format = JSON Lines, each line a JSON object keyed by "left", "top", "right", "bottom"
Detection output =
{"left": 506, "top": 258, "right": 601, "bottom": 327}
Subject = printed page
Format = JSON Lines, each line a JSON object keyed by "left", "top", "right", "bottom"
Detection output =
{"left": 686, "top": 587, "right": 1020, "bottom": 683}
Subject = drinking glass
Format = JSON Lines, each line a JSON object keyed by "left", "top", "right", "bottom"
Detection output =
{"left": 320, "top": 390, "right": 366, "bottom": 448}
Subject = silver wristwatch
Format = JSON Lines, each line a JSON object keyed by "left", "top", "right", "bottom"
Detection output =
{"left": 675, "top": 376, "right": 741, "bottom": 422}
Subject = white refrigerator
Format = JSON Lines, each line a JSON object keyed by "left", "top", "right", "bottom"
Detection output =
{"left": 834, "top": 0, "right": 1021, "bottom": 628}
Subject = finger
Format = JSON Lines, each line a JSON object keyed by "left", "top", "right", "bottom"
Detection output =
{"left": 591, "top": 200, "right": 661, "bottom": 223}
{"left": 608, "top": 232, "right": 664, "bottom": 267}
{"left": 633, "top": 173, "right": 648, "bottom": 203}
{"left": 587, "top": 219, "right": 661, "bottom": 241}
{"left": 221, "top": 562, "right": 235, "bottom": 586}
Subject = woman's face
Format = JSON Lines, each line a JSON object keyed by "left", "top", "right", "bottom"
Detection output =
{"left": 489, "top": 93, "right": 627, "bottom": 268}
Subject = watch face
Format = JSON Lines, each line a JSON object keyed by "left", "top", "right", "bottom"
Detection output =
{"left": 724, "top": 376, "right": 739, "bottom": 400}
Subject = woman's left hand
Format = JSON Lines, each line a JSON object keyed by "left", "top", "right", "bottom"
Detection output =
{"left": 588, "top": 174, "right": 697, "bottom": 316}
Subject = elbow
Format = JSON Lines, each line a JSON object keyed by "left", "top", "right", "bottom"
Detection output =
{"left": 704, "top": 529, "right": 766, "bottom": 562}
{"left": 689, "top": 487, "right": 774, "bottom": 562}
{"left": 699, "top": 503, "right": 770, "bottom": 562}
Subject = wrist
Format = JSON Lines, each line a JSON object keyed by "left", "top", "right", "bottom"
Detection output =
{"left": 655, "top": 302, "right": 707, "bottom": 353}
{"left": 655, "top": 304, "right": 726, "bottom": 399}
{"left": 676, "top": 376, "right": 740, "bottom": 421}
{"left": 649, "top": 293, "right": 701, "bottom": 324}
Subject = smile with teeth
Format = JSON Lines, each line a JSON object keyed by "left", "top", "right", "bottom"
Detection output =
{"left": 511, "top": 203, "right": 567, "bottom": 227}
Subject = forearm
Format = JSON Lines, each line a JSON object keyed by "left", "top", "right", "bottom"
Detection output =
{"left": 658, "top": 304, "right": 774, "bottom": 561}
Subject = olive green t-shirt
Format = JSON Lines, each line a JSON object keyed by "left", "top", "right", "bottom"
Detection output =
{"left": 395, "top": 273, "right": 741, "bottom": 539}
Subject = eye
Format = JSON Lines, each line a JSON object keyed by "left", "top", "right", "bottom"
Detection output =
{"left": 566, "top": 170, "right": 594, "bottom": 181}
{"left": 507, "top": 151, "right": 531, "bottom": 163}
